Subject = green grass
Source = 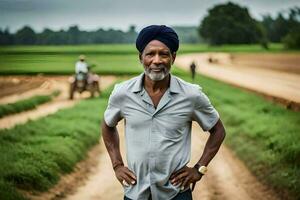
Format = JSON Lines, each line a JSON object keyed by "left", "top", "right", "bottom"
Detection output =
{"left": 0, "top": 90, "right": 60, "bottom": 118}
{"left": 0, "top": 44, "right": 138, "bottom": 55}
{"left": 0, "top": 85, "right": 116, "bottom": 200}
{"left": 0, "top": 54, "right": 187, "bottom": 76}
{"left": 0, "top": 43, "right": 296, "bottom": 55}
{"left": 0, "top": 43, "right": 299, "bottom": 199}
{"left": 178, "top": 43, "right": 288, "bottom": 53}
{"left": 0, "top": 54, "right": 141, "bottom": 75}
{"left": 0, "top": 44, "right": 298, "bottom": 75}
{"left": 178, "top": 72, "right": 300, "bottom": 199}
{"left": 0, "top": 72, "right": 299, "bottom": 199}
{"left": 1, "top": 43, "right": 298, "bottom": 76}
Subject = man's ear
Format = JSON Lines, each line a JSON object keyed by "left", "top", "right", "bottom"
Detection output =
{"left": 171, "top": 52, "right": 176, "bottom": 64}
{"left": 139, "top": 53, "right": 142, "bottom": 64}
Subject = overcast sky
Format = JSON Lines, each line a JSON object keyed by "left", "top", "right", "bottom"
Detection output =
{"left": 1, "top": 0, "right": 299, "bottom": 33}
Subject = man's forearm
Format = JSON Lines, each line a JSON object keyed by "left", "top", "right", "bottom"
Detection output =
{"left": 101, "top": 121, "right": 124, "bottom": 169}
{"left": 197, "top": 119, "right": 226, "bottom": 166}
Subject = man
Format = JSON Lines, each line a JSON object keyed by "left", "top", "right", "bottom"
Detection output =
{"left": 74, "top": 55, "right": 89, "bottom": 89}
{"left": 75, "top": 55, "right": 88, "bottom": 74}
{"left": 102, "top": 25, "right": 226, "bottom": 200}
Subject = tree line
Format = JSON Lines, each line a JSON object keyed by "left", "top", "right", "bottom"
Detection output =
{"left": 199, "top": 2, "right": 300, "bottom": 49}
{"left": 0, "top": 25, "right": 201, "bottom": 46}
{"left": 0, "top": 2, "right": 299, "bottom": 48}
{"left": 0, "top": 25, "right": 137, "bottom": 45}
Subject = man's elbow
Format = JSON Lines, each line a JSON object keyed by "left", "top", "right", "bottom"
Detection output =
{"left": 210, "top": 119, "right": 226, "bottom": 142}
{"left": 219, "top": 128, "right": 226, "bottom": 142}
{"left": 101, "top": 120, "right": 116, "bottom": 135}
{"left": 217, "top": 119, "right": 226, "bottom": 141}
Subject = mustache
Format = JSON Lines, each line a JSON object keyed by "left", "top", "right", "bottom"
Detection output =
{"left": 148, "top": 64, "right": 167, "bottom": 70}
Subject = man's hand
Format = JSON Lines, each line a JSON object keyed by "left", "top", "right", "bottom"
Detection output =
{"left": 114, "top": 165, "right": 137, "bottom": 187}
{"left": 169, "top": 166, "right": 202, "bottom": 191}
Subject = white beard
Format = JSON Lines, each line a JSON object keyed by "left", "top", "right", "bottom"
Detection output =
{"left": 144, "top": 65, "right": 170, "bottom": 81}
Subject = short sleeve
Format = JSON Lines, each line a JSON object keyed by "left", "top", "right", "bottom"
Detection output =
{"left": 192, "top": 88, "right": 219, "bottom": 131}
{"left": 104, "top": 84, "right": 124, "bottom": 127}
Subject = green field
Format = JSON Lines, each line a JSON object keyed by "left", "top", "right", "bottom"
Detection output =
{"left": 0, "top": 44, "right": 299, "bottom": 199}
{"left": 0, "top": 73, "right": 299, "bottom": 199}
{"left": 0, "top": 43, "right": 297, "bottom": 76}
{"left": 0, "top": 54, "right": 141, "bottom": 75}
{"left": 0, "top": 54, "right": 187, "bottom": 76}
{"left": 0, "top": 43, "right": 294, "bottom": 55}
{"left": 0, "top": 92, "right": 112, "bottom": 200}
{"left": 187, "top": 75, "right": 300, "bottom": 199}
{"left": 0, "top": 90, "right": 60, "bottom": 118}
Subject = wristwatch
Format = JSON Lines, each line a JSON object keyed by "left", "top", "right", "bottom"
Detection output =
{"left": 194, "top": 164, "right": 207, "bottom": 175}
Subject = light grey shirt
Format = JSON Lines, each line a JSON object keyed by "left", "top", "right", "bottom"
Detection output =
{"left": 104, "top": 73, "right": 219, "bottom": 200}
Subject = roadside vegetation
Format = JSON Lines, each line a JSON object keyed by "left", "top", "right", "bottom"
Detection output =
{"left": 180, "top": 73, "right": 300, "bottom": 199}
{"left": 0, "top": 90, "right": 60, "bottom": 118}
{"left": 0, "top": 43, "right": 299, "bottom": 199}
{"left": 0, "top": 84, "right": 116, "bottom": 200}
{"left": 1, "top": 70, "right": 299, "bottom": 199}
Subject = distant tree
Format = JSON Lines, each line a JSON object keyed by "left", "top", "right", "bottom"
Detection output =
{"left": 36, "top": 28, "right": 55, "bottom": 44}
{"left": 282, "top": 27, "right": 300, "bottom": 49}
{"left": 199, "top": 2, "right": 266, "bottom": 46}
{"left": 0, "top": 28, "right": 14, "bottom": 45}
{"left": 172, "top": 26, "right": 203, "bottom": 43}
{"left": 126, "top": 25, "right": 138, "bottom": 43}
{"left": 128, "top": 25, "right": 136, "bottom": 33}
{"left": 0, "top": 24, "right": 139, "bottom": 45}
{"left": 14, "top": 26, "right": 36, "bottom": 45}
{"left": 261, "top": 7, "right": 300, "bottom": 43}
{"left": 261, "top": 15, "right": 275, "bottom": 41}
{"left": 272, "top": 13, "right": 290, "bottom": 42}
{"left": 282, "top": 7, "right": 300, "bottom": 49}
{"left": 67, "top": 25, "right": 80, "bottom": 44}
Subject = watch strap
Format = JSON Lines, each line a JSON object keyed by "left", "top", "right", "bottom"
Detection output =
{"left": 194, "top": 164, "right": 207, "bottom": 175}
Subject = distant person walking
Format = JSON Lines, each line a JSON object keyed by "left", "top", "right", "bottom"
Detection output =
{"left": 190, "top": 61, "right": 196, "bottom": 81}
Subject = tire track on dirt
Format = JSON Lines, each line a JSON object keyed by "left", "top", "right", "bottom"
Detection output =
{"left": 60, "top": 122, "right": 279, "bottom": 200}
{"left": 11, "top": 74, "right": 279, "bottom": 200}
{"left": 0, "top": 79, "right": 54, "bottom": 105}
{"left": 175, "top": 53, "right": 300, "bottom": 109}
{"left": 190, "top": 123, "right": 279, "bottom": 200}
{"left": 0, "top": 76, "right": 117, "bottom": 130}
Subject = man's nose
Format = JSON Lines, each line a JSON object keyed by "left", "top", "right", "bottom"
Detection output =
{"left": 153, "top": 54, "right": 162, "bottom": 64}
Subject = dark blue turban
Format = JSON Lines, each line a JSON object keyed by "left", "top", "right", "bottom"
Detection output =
{"left": 136, "top": 25, "right": 179, "bottom": 53}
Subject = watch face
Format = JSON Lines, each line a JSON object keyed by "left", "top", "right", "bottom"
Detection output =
{"left": 199, "top": 166, "right": 207, "bottom": 174}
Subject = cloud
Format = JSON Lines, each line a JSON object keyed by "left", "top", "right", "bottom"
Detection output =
{"left": 1, "top": 0, "right": 299, "bottom": 32}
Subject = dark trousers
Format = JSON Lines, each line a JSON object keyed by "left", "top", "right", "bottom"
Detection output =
{"left": 124, "top": 189, "right": 192, "bottom": 200}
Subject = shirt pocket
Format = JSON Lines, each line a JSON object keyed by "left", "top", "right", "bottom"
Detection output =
{"left": 162, "top": 116, "right": 188, "bottom": 140}
{"left": 164, "top": 125, "right": 187, "bottom": 140}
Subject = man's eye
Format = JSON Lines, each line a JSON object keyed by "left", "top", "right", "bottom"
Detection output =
{"left": 161, "top": 53, "right": 169, "bottom": 57}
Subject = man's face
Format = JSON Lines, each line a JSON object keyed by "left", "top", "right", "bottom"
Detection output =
{"left": 140, "top": 40, "right": 176, "bottom": 81}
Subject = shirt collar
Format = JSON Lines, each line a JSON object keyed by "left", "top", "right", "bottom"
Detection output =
{"left": 131, "top": 73, "right": 180, "bottom": 94}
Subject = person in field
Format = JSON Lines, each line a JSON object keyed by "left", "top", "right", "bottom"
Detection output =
{"left": 102, "top": 25, "right": 226, "bottom": 200}
{"left": 74, "top": 55, "right": 88, "bottom": 87}
{"left": 190, "top": 61, "right": 196, "bottom": 81}
{"left": 75, "top": 55, "right": 88, "bottom": 75}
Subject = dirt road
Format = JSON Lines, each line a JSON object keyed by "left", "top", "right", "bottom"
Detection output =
{"left": 0, "top": 76, "right": 117, "bottom": 129}
{"left": 56, "top": 121, "right": 279, "bottom": 200}
{"left": 0, "top": 68, "right": 285, "bottom": 199}
{"left": 175, "top": 53, "right": 300, "bottom": 109}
